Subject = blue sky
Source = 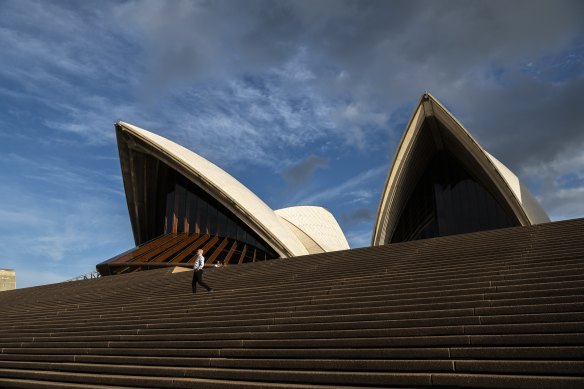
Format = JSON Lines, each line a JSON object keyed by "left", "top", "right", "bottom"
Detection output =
{"left": 1, "top": 0, "right": 583, "bottom": 288}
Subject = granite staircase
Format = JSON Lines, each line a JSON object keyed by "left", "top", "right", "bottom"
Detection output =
{"left": 0, "top": 219, "right": 583, "bottom": 388}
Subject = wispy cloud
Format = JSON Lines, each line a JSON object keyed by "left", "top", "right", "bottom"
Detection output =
{"left": 521, "top": 150, "right": 584, "bottom": 220}
{"left": 293, "top": 165, "right": 387, "bottom": 205}
{"left": 544, "top": 186, "right": 584, "bottom": 220}
{"left": 0, "top": 1, "right": 141, "bottom": 145}
{"left": 0, "top": 188, "right": 132, "bottom": 286}
{"left": 0, "top": 153, "right": 132, "bottom": 286}
{"left": 0, "top": 153, "right": 125, "bottom": 198}
{"left": 149, "top": 74, "right": 390, "bottom": 170}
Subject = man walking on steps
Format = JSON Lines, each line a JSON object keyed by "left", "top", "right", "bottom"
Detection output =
{"left": 192, "top": 249, "right": 213, "bottom": 294}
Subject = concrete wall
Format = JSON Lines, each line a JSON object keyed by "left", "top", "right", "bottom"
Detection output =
{"left": 0, "top": 269, "right": 16, "bottom": 291}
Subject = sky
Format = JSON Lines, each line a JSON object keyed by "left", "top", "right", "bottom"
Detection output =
{"left": 1, "top": 0, "right": 583, "bottom": 289}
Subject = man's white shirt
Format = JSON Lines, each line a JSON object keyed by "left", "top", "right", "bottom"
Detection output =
{"left": 193, "top": 255, "right": 205, "bottom": 271}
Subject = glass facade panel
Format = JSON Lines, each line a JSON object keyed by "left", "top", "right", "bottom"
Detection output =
{"left": 193, "top": 194, "right": 201, "bottom": 234}
{"left": 175, "top": 185, "right": 186, "bottom": 233}
{"left": 236, "top": 224, "right": 245, "bottom": 243}
{"left": 227, "top": 215, "right": 237, "bottom": 240}
{"left": 217, "top": 211, "right": 227, "bottom": 237}
{"left": 208, "top": 204, "right": 218, "bottom": 235}
{"left": 391, "top": 151, "right": 516, "bottom": 243}
{"left": 198, "top": 198, "right": 208, "bottom": 234}
{"left": 157, "top": 165, "right": 277, "bottom": 260}
{"left": 188, "top": 192, "right": 197, "bottom": 234}
{"left": 165, "top": 186, "right": 175, "bottom": 234}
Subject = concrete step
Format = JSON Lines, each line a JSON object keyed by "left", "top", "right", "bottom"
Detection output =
{"left": 3, "top": 319, "right": 583, "bottom": 346}
{"left": 1, "top": 356, "right": 582, "bottom": 375}
{"left": 1, "top": 362, "right": 583, "bottom": 388}
{"left": 0, "top": 371, "right": 405, "bottom": 389}
{"left": 4, "top": 311, "right": 582, "bottom": 343}
{"left": 3, "top": 256, "right": 580, "bottom": 313}
{"left": 0, "top": 377, "right": 145, "bottom": 389}
{"left": 0, "top": 365, "right": 436, "bottom": 388}
{"left": 0, "top": 358, "right": 455, "bottom": 373}
{"left": 2, "top": 332, "right": 582, "bottom": 350}
{"left": 3, "top": 295, "right": 581, "bottom": 337}
{"left": 430, "top": 373, "right": 584, "bottom": 389}
{"left": 3, "top": 345, "right": 583, "bottom": 361}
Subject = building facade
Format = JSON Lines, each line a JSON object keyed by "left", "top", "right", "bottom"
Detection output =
{"left": 98, "top": 92, "right": 550, "bottom": 275}
{"left": 0, "top": 269, "right": 16, "bottom": 291}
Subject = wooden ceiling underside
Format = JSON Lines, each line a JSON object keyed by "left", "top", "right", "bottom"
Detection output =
{"left": 96, "top": 233, "right": 266, "bottom": 276}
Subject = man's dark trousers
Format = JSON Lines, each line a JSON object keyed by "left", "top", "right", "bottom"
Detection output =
{"left": 192, "top": 270, "right": 211, "bottom": 293}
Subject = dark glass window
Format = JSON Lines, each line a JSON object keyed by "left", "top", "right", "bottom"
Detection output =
{"left": 165, "top": 185, "right": 175, "bottom": 234}
{"left": 391, "top": 151, "right": 516, "bottom": 243}
{"left": 192, "top": 194, "right": 201, "bottom": 233}
{"left": 155, "top": 163, "right": 277, "bottom": 259}
{"left": 198, "top": 197, "right": 208, "bottom": 234}
{"left": 236, "top": 224, "right": 246, "bottom": 242}
{"left": 227, "top": 216, "right": 237, "bottom": 240}
{"left": 175, "top": 185, "right": 186, "bottom": 233}
{"left": 207, "top": 204, "right": 218, "bottom": 234}
{"left": 188, "top": 193, "right": 197, "bottom": 234}
{"left": 217, "top": 211, "right": 227, "bottom": 237}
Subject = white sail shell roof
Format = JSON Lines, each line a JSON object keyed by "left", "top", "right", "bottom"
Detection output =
{"left": 117, "top": 121, "right": 309, "bottom": 257}
{"left": 275, "top": 206, "right": 350, "bottom": 254}
{"left": 372, "top": 93, "right": 550, "bottom": 245}
{"left": 483, "top": 152, "right": 550, "bottom": 224}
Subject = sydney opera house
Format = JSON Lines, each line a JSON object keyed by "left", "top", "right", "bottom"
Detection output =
{"left": 97, "top": 122, "right": 350, "bottom": 275}
{"left": 2, "top": 93, "right": 582, "bottom": 389}
{"left": 98, "top": 92, "right": 549, "bottom": 276}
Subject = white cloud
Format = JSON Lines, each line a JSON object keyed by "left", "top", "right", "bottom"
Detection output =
{"left": 293, "top": 165, "right": 387, "bottom": 205}
{"left": 0, "top": 209, "right": 45, "bottom": 227}
{"left": 0, "top": 155, "right": 133, "bottom": 288}
{"left": 521, "top": 150, "right": 584, "bottom": 220}
{"left": 545, "top": 186, "right": 584, "bottom": 220}
{"left": 157, "top": 76, "right": 345, "bottom": 168}
{"left": 0, "top": 191, "right": 132, "bottom": 287}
